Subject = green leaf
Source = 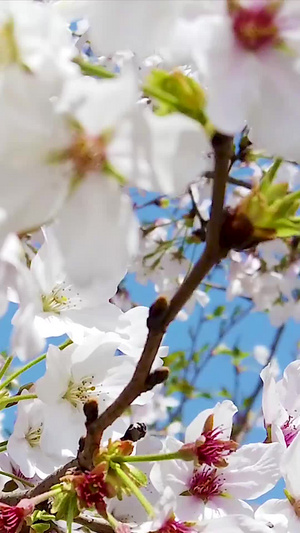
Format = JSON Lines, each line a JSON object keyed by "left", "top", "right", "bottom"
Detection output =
{"left": 218, "top": 387, "right": 232, "bottom": 399}
{"left": 196, "top": 391, "right": 212, "bottom": 399}
{"left": 164, "top": 351, "right": 188, "bottom": 372}
{"left": 243, "top": 396, "right": 253, "bottom": 409}
{"left": 260, "top": 159, "right": 282, "bottom": 193}
{"left": 213, "top": 305, "right": 225, "bottom": 317}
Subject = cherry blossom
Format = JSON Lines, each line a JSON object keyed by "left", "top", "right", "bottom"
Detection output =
{"left": 35, "top": 335, "right": 162, "bottom": 458}
{"left": 151, "top": 403, "right": 281, "bottom": 521}
{"left": 173, "top": 0, "right": 300, "bottom": 161}
{"left": 24, "top": 230, "right": 122, "bottom": 343}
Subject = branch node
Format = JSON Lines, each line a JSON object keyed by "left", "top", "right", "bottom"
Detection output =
{"left": 145, "top": 366, "right": 169, "bottom": 390}
{"left": 147, "top": 297, "right": 169, "bottom": 330}
{"left": 84, "top": 398, "right": 99, "bottom": 426}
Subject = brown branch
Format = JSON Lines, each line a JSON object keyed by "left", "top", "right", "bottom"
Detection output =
{"left": 78, "top": 133, "right": 233, "bottom": 470}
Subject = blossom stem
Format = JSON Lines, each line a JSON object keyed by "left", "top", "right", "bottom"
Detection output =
{"left": 112, "top": 464, "right": 155, "bottom": 518}
{"left": 113, "top": 451, "right": 182, "bottom": 463}
{"left": 0, "top": 339, "right": 72, "bottom": 391}
{"left": 0, "top": 355, "right": 46, "bottom": 391}
{"left": 0, "top": 393, "right": 37, "bottom": 408}
{"left": 74, "top": 57, "right": 115, "bottom": 78}
{"left": 0, "top": 446, "right": 7, "bottom": 453}
{"left": 0, "top": 470, "right": 34, "bottom": 487}
{"left": 0, "top": 357, "right": 13, "bottom": 381}
{"left": 106, "top": 512, "right": 119, "bottom": 531}
{"left": 30, "top": 486, "right": 62, "bottom": 507}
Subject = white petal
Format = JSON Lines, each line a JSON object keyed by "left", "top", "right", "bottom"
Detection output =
{"left": 282, "top": 432, "right": 300, "bottom": 499}
{"left": 40, "top": 402, "right": 83, "bottom": 458}
{"left": 255, "top": 499, "right": 296, "bottom": 533}
{"left": 53, "top": 175, "right": 138, "bottom": 290}
{"left": 36, "top": 344, "right": 73, "bottom": 404}
{"left": 224, "top": 442, "right": 282, "bottom": 499}
{"left": 84, "top": 0, "right": 181, "bottom": 58}
{"left": 60, "top": 68, "right": 138, "bottom": 136}
{"left": 11, "top": 303, "right": 45, "bottom": 361}
{"left": 191, "top": 17, "right": 255, "bottom": 134}
{"left": 261, "top": 364, "right": 288, "bottom": 427}
{"left": 198, "top": 514, "right": 273, "bottom": 533}
{"left": 110, "top": 108, "right": 212, "bottom": 196}
{"left": 185, "top": 400, "right": 237, "bottom": 443}
{"left": 250, "top": 55, "right": 300, "bottom": 162}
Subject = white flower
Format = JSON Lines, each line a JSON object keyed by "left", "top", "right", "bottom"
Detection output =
{"left": 0, "top": 67, "right": 140, "bottom": 291}
{"left": 152, "top": 436, "right": 281, "bottom": 522}
{"left": 261, "top": 360, "right": 300, "bottom": 447}
{"left": 151, "top": 401, "right": 281, "bottom": 522}
{"left": 177, "top": 277, "right": 209, "bottom": 321}
{"left": 0, "top": 451, "right": 40, "bottom": 490}
{"left": 175, "top": 0, "right": 300, "bottom": 160}
{"left": 7, "top": 392, "right": 65, "bottom": 479}
{"left": 255, "top": 432, "right": 300, "bottom": 532}
{"left": 35, "top": 335, "right": 156, "bottom": 457}
{"left": 26, "top": 230, "right": 122, "bottom": 343}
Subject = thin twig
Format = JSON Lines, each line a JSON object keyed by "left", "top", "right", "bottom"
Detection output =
{"left": 200, "top": 281, "right": 252, "bottom": 302}
{"left": 205, "top": 170, "right": 252, "bottom": 190}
